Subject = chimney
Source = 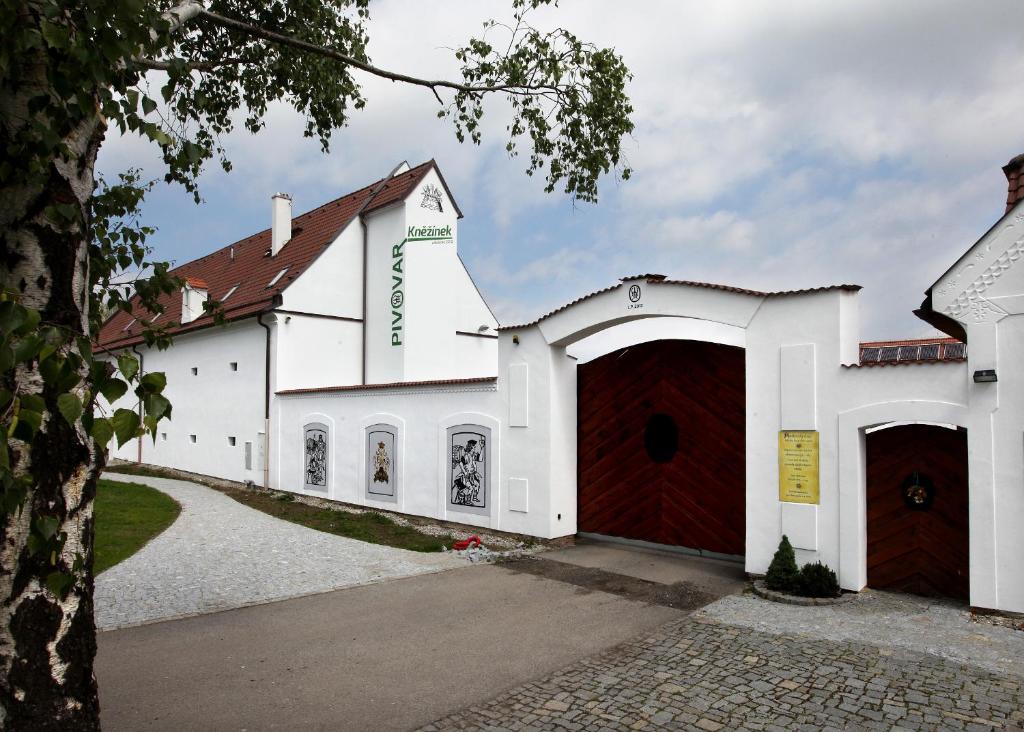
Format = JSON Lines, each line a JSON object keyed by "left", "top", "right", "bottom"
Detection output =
{"left": 272, "top": 193, "right": 292, "bottom": 255}
{"left": 1002, "top": 153, "right": 1024, "bottom": 213}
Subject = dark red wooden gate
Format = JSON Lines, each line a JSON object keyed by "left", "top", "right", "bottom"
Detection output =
{"left": 577, "top": 339, "right": 745, "bottom": 556}
{"left": 866, "top": 424, "right": 969, "bottom": 600}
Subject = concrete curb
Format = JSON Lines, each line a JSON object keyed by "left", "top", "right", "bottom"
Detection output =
{"left": 752, "top": 579, "right": 855, "bottom": 606}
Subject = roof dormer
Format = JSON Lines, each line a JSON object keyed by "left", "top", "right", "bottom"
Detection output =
{"left": 181, "top": 277, "right": 208, "bottom": 324}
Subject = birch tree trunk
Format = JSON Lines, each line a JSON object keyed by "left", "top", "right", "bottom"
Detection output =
{"left": 0, "top": 35, "right": 105, "bottom": 731}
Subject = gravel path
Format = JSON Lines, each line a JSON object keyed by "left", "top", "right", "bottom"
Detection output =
{"left": 95, "top": 474, "right": 465, "bottom": 630}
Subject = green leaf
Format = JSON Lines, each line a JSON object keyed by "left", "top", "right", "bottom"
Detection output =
{"left": 0, "top": 301, "right": 26, "bottom": 334}
{"left": 90, "top": 417, "right": 114, "bottom": 448}
{"left": 56, "top": 393, "right": 82, "bottom": 426}
{"left": 98, "top": 378, "right": 128, "bottom": 403}
{"left": 46, "top": 570, "right": 74, "bottom": 599}
{"left": 141, "top": 96, "right": 157, "bottom": 115}
{"left": 116, "top": 353, "right": 138, "bottom": 381}
{"left": 138, "top": 371, "right": 166, "bottom": 394}
{"left": 111, "top": 408, "right": 140, "bottom": 447}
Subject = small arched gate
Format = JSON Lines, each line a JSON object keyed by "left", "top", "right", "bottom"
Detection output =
{"left": 866, "top": 423, "right": 969, "bottom": 600}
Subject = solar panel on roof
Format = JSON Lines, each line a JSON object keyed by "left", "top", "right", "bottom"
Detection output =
{"left": 918, "top": 344, "right": 939, "bottom": 360}
{"left": 944, "top": 342, "right": 966, "bottom": 359}
{"left": 879, "top": 346, "right": 899, "bottom": 361}
{"left": 897, "top": 345, "right": 920, "bottom": 360}
{"left": 860, "top": 347, "right": 881, "bottom": 362}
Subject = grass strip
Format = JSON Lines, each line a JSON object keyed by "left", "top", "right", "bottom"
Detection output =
{"left": 104, "top": 463, "right": 455, "bottom": 553}
{"left": 95, "top": 478, "right": 181, "bottom": 574}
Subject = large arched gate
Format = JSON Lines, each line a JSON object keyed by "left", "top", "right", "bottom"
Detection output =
{"left": 577, "top": 339, "right": 746, "bottom": 556}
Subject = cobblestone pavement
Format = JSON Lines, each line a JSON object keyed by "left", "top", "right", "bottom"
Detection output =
{"left": 701, "top": 590, "right": 1024, "bottom": 679}
{"left": 420, "top": 613, "right": 1024, "bottom": 732}
{"left": 95, "top": 474, "right": 464, "bottom": 629}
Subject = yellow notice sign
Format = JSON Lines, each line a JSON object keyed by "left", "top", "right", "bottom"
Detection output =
{"left": 778, "top": 430, "right": 819, "bottom": 504}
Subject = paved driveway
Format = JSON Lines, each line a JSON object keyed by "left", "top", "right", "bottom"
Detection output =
{"left": 95, "top": 474, "right": 464, "bottom": 629}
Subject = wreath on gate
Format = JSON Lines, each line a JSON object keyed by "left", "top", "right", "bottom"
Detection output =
{"left": 901, "top": 471, "right": 935, "bottom": 511}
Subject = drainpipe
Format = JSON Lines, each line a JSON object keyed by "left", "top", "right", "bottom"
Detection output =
{"left": 257, "top": 312, "right": 272, "bottom": 489}
{"left": 130, "top": 344, "right": 144, "bottom": 464}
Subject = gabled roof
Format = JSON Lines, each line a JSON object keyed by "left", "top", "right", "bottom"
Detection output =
{"left": 498, "top": 275, "right": 860, "bottom": 331}
{"left": 97, "top": 160, "right": 452, "bottom": 350}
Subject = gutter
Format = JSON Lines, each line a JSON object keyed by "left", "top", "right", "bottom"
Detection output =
{"left": 130, "top": 344, "right": 145, "bottom": 464}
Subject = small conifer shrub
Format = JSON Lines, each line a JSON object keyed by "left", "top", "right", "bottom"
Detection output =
{"left": 795, "top": 561, "right": 841, "bottom": 598}
{"left": 765, "top": 535, "right": 799, "bottom": 592}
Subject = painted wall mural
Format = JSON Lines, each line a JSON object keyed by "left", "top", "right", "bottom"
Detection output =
{"left": 447, "top": 425, "right": 490, "bottom": 516}
{"left": 366, "top": 424, "right": 398, "bottom": 502}
{"left": 303, "top": 423, "right": 328, "bottom": 491}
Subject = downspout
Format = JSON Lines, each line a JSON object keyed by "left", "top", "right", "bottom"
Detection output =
{"left": 131, "top": 344, "right": 145, "bottom": 464}
{"left": 257, "top": 312, "right": 272, "bottom": 488}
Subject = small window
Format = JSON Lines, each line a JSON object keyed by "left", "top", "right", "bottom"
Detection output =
{"left": 267, "top": 267, "right": 289, "bottom": 288}
{"left": 230, "top": 362, "right": 238, "bottom": 371}
{"left": 245, "top": 442, "right": 253, "bottom": 470}
{"left": 191, "top": 367, "right": 198, "bottom": 375}
{"left": 189, "top": 434, "right": 197, "bottom": 443}
{"left": 228, "top": 436, "right": 236, "bottom": 446}
{"left": 161, "top": 432, "right": 167, "bottom": 441}
{"left": 221, "top": 284, "right": 239, "bottom": 302}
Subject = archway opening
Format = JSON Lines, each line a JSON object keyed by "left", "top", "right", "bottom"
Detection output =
{"left": 577, "top": 339, "right": 745, "bottom": 557}
{"left": 865, "top": 422, "right": 969, "bottom": 600}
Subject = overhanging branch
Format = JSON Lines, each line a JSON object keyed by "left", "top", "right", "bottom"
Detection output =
{"left": 195, "top": 8, "right": 559, "bottom": 99}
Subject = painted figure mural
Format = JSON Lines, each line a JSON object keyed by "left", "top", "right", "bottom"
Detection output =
{"left": 448, "top": 426, "right": 489, "bottom": 514}
{"left": 303, "top": 424, "right": 328, "bottom": 490}
{"left": 366, "top": 425, "right": 397, "bottom": 500}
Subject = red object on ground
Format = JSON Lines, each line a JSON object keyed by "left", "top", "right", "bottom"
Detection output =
{"left": 452, "top": 536, "right": 481, "bottom": 551}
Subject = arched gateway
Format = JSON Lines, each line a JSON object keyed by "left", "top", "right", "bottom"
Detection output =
{"left": 577, "top": 339, "right": 746, "bottom": 556}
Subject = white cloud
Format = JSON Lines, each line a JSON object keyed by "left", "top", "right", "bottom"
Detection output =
{"left": 97, "top": 0, "right": 1024, "bottom": 339}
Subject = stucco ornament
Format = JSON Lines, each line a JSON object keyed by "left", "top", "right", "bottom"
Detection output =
{"left": 942, "top": 232, "right": 1024, "bottom": 323}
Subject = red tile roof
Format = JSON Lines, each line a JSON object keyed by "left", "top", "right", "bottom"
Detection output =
{"left": 97, "top": 160, "right": 448, "bottom": 350}
{"left": 277, "top": 376, "right": 497, "bottom": 395}
{"left": 854, "top": 337, "right": 966, "bottom": 367}
{"left": 498, "top": 276, "right": 861, "bottom": 331}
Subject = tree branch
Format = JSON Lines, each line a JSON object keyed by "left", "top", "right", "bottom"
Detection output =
{"left": 133, "top": 56, "right": 246, "bottom": 72}
{"left": 196, "top": 8, "right": 558, "bottom": 98}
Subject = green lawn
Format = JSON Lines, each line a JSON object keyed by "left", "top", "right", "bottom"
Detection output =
{"left": 94, "top": 478, "right": 181, "bottom": 574}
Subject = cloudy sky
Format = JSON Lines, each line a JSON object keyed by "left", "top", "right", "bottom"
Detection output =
{"left": 98, "top": 0, "right": 1024, "bottom": 339}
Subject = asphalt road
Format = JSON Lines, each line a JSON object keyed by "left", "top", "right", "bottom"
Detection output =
{"left": 96, "top": 562, "right": 683, "bottom": 731}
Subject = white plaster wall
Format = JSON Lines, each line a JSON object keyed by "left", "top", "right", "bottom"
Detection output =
{"left": 274, "top": 315, "right": 361, "bottom": 391}
{"left": 450, "top": 334, "right": 499, "bottom": 379}
{"left": 403, "top": 238, "right": 458, "bottom": 381}
{"left": 101, "top": 320, "right": 267, "bottom": 484}
{"left": 271, "top": 383, "right": 562, "bottom": 534}
{"left": 364, "top": 204, "right": 407, "bottom": 383}
{"left": 279, "top": 220, "right": 363, "bottom": 318}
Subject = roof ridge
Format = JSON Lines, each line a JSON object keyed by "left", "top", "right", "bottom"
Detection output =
{"left": 167, "top": 159, "right": 434, "bottom": 276}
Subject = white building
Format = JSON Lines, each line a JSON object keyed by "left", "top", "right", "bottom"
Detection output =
{"left": 99, "top": 156, "right": 1024, "bottom": 614}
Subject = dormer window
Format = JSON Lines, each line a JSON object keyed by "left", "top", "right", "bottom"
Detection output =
{"left": 267, "top": 267, "right": 289, "bottom": 288}
{"left": 181, "top": 277, "right": 209, "bottom": 324}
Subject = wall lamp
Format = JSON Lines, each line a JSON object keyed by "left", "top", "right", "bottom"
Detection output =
{"left": 973, "top": 369, "right": 997, "bottom": 383}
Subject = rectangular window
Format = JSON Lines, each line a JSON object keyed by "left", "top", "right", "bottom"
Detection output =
{"left": 245, "top": 442, "right": 253, "bottom": 470}
{"left": 191, "top": 367, "right": 198, "bottom": 375}
{"left": 189, "top": 434, "right": 197, "bottom": 443}
{"left": 230, "top": 362, "right": 238, "bottom": 371}
{"left": 161, "top": 432, "right": 167, "bottom": 441}
{"left": 228, "top": 436, "right": 236, "bottom": 446}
